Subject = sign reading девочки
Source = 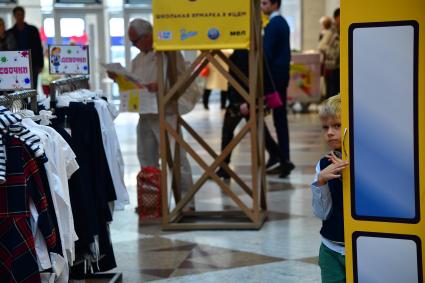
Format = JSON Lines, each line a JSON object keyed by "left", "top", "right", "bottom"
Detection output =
{"left": 48, "top": 45, "right": 90, "bottom": 75}
{"left": 0, "top": 50, "right": 32, "bottom": 90}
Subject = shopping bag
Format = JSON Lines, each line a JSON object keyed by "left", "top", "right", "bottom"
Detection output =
{"left": 199, "top": 66, "right": 210, "bottom": 77}
{"left": 136, "top": 167, "right": 162, "bottom": 219}
{"left": 265, "top": 91, "right": 283, "bottom": 109}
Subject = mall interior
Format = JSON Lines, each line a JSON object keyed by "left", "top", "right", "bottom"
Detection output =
{"left": 0, "top": 0, "right": 423, "bottom": 283}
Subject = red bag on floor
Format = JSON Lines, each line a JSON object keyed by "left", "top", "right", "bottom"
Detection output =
{"left": 137, "top": 167, "right": 162, "bottom": 219}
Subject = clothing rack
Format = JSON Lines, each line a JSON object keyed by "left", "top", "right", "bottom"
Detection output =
{"left": 0, "top": 89, "right": 38, "bottom": 113}
{"left": 49, "top": 75, "right": 90, "bottom": 109}
{"left": 49, "top": 75, "right": 122, "bottom": 283}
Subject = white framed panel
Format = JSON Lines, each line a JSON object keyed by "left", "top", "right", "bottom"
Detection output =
{"left": 349, "top": 21, "right": 419, "bottom": 222}
{"left": 353, "top": 232, "right": 422, "bottom": 283}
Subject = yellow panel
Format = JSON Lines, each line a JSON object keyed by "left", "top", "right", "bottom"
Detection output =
{"left": 341, "top": 1, "right": 425, "bottom": 282}
{"left": 153, "top": 0, "right": 250, "bottom": 51}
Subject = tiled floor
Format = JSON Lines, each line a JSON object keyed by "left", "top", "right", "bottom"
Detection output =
{"left": 110, "top": 99, "right": 327, "bottom": 282}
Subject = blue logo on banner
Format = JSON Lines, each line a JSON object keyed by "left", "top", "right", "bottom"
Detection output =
{"left": 180, "top": 29, "right": 198, "bottom": 41}
{"left": 207, "top": 28, "right": 220, "bottom": 40}
{"left": 158, "top": 31, "right": 172, "bottom": 40}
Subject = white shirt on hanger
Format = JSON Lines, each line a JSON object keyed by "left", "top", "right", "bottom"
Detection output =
{"left": 93, "top": 98, "right": 129, "bottom": 210}
{"left": 22, "top": 118, "right": 79, "bottom": 266}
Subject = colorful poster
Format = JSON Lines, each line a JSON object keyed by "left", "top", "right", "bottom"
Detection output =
{"left": 48, "top": 45, "right": 89, "bottom": 75}
{"left": 153, "top": 0, "right": 250, "bottom": 50}
{"left": 287, "top": 53, "right": 321, "bottom": 103}
{"left": 0, "top": 51, "right": 32, "bottom": 90}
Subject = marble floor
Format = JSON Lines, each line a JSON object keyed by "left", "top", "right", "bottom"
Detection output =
{"left": 109, "top": 98, "right": 328, "bottom": 282}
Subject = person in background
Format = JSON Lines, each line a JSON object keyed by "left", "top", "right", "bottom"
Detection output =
{"left": 202, "top": 50, "right": 232, "bottom": 110}
{"left": 311, "top": 94, "right": 348, "bottom": 283}
{"left": 0, "top": 18, "right": 16, "bottom": 51}
{"left": 261, "top": 0, "right": 295, "bottom": 178}
{"left": 318, "top": 16, "right": 333, "bottom": 42}
{"left": 107, "top": 18, "right": 194, "bottom": 209}
{"left": 9, "top": 6, "right": 44, "bottom": 90}
{"left": 318, "top": 15, "right": 334, "bottom": 99}
{"left": 323, "top": 8, "right": 340, "bottom": 98}
{"left": 216, "top": 49, "right": 285, "bottom": 180}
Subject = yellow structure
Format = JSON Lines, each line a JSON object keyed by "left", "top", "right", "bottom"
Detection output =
{"left": 341, "top": 1, "right": 424, "bottom": 282}
{"left": 153, "top": 0, "right": 250, "bottom": 50}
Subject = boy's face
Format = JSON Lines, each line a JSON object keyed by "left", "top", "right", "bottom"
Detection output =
{"left": 321, "top": 116, "right": 342, "bottom": 150}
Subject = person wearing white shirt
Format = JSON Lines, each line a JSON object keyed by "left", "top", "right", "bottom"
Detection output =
{"left": 108, "top": 19, "right": 194, "bottom": 209}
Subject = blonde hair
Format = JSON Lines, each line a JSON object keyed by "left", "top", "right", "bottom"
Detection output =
{"left": 319, "top": 94, "right": 341, "bottom": 119}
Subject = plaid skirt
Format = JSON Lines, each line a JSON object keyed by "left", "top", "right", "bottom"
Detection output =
{"left": 0, "top": 216, "right": 40, "bottom": 283}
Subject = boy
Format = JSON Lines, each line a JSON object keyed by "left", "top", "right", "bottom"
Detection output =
{"left": 311, "top": 94, "right": 349, "bottom": 283}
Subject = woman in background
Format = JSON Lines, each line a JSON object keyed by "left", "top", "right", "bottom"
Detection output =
{"left": 0, "top": 18, "right": 16, "bottom": 51}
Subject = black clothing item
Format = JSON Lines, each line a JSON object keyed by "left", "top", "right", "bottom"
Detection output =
{"left": 67, "top": 102, "right": 117, "bottom": 272}
{"left": 220, "top": 91, "right": 228, "bottom": 109}
{"left": 319, "top": 156, "right": 344, "bottom": 243}
{"left": 52, "top": 103, "right": 117, "bottom": 276}
{"left": 202, "top": 89, "right": 228, "bottom": 109}
{"left": 9, "top": 23, "right": 44, "bottom": 88}
{"left": 220, "top": 49, "right": 284, "bottom": 168}
{"left": 0, "top": 31, "right": 17, "bottom": 51}
{"left": 325, "top": 68, "right": 340, "bottom": 98}
{"left": 202, "top": 89, "right": 211, "bottom": 109}
{"left": 221, "top": 104, "right": 282, "bottom": 165}
{"left": 51, "top": 125, "right": 98, "bottom": 257}
{"left": 270, "top": 83, "right": 290, "bottom": 161}
{"left": 227, "top": 50, "right": 249, "bottom": 107}
{"left": 263, "top": 14, "right": 291, "bottom": 90}
{"left": 36, "top": 159, "right": 64, "bottom": 257}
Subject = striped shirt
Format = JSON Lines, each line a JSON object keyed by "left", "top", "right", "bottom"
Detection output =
{"left": 0, "top": 106, "right": 46, "bottom": 183}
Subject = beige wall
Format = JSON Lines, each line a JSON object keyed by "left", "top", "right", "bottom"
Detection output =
{"left": 326, "top": 0, "right": 340, "bottom": 17}
{"left": 302, "top": 0, "right": 326, "bottom": 51}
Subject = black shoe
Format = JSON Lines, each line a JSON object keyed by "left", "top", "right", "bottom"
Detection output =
{"left": 266, "top": 156, "right": 281, "bottom": 170}
{"left": 279, "top": 161, "right": 295, "bottom": 178}
{"left": 216, "top": 168, "right": 231, "bottom": 180}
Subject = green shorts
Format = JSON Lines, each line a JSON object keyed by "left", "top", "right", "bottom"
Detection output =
{"left": 318, "top": 243, "right": 346, "bottom": 283}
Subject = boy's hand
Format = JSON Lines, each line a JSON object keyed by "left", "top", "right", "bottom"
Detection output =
{"left": 317, "top": 151, "right": 349, "bottom": 186}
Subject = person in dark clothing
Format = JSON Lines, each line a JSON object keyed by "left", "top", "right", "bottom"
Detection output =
{"left": 261, "top": 0, "right": 295, "bottom": 178}
{"left": 0, "top": 18, "right": 16, "bottom": 51}
{"left": 9, "top": 6, "right": 44, "bottom": 89}
{"left": 215, "top": 49, "right": 284, "bottom": 180}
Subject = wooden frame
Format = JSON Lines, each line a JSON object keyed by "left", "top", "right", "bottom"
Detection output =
{"left": 157, "top": 0, "right": 266, "bottom": 230}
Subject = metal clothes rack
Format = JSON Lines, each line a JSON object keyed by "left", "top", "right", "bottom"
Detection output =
{"left": 0, "top": 89, "right": 38, "bottom": 113}
{"left": 49, "top": 75, "right": 90, "bottom": 109}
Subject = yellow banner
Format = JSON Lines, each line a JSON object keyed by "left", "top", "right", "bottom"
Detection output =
{"left": 153, "top": 0, "right": 250, "bottom": 51}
